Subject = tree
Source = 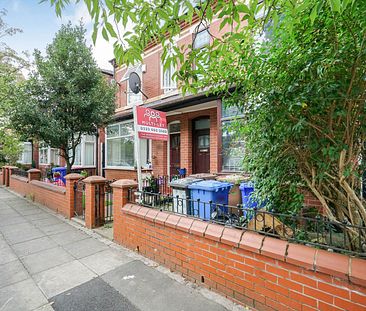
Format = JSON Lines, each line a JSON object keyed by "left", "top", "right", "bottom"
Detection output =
{"left": 0, "top": 9, "right": 27, "bottom": 165}
{"left": 50, "top": 1, "right": 365, "bottom": 248}
{"left": 12, "top": 23, "right": 116, "bottom": 173}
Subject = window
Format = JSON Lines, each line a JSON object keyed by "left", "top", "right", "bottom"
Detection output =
{"left": 39, "top": 144, "right": 60, "bottom": 165}
{"left": 106, "top": 121, "right": 151, "bottom": 168}
{"left": 193, "top": 28, "right": 210, "bottom": 78}
{"left": 18, "top": 142, "right": 32, "bottom": 164}
{"left": 193, "top": 28, "right": 210, "bottom": 50}
{"left": 70, "top": 135, "right": 96, "bottom": 167}
{"left": 221, "top": 103, "right": 245, "bottom": 172}
{"left": 161, "top": 60, "right": 177, "bottom": 93}
{"left": 126, "top": 65, "right": 142, "bottom": 106}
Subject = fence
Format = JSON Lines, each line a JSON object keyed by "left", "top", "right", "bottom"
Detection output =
{"left": 142, "top": 174, "right": 183, "bottom": 195}
{"left": 129, "top": 190, "right": 366, "bottom": 257}
{"left": 11, "top": 168, "right": 28, "bottom": 178}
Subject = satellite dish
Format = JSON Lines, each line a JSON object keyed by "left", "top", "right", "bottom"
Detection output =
{"left": 128, "top": 72, "right": 148, "bottom": 98}
{"left": 129, "top": 72, "right": 141, "bottom": 94}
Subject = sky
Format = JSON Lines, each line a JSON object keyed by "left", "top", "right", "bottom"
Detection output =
{"left": 1, "top": 0, "right": 115, "bottom": 72}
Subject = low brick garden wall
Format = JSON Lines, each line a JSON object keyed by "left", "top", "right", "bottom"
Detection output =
{"left": 111, "top": 181, "right": 366, "bottom": 311}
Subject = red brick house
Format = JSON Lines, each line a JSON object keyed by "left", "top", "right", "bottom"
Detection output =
{"left": 100, "top": 18, "right": 244, "bottom": 181}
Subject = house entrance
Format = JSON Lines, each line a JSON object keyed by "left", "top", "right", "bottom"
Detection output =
{"left": 169, "top": 122, "right": 181, "bottom": 176}
{"left": 193, "top": 117, "right": 210, "bottom": 174}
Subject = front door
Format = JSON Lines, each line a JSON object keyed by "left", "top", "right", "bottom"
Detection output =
{"left": 193, "top": 118, "right": 210, "bottom": 173}
{"left": 170, "top": 133, "right": 180, "bottom": 176}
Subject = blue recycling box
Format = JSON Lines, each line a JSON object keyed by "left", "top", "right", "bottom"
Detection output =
{"left": 188, "top": 180, "right": 232, "bottom": 220}
{"left": 51, "top": 167, "right": 67, "bottom": 184}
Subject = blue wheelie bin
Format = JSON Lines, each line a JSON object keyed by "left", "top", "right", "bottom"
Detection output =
{"left": 188, "top": 180, "right": 232, "bottom": 220}
{"left": 239, "top": 181, "right": 258, "bottom": 219}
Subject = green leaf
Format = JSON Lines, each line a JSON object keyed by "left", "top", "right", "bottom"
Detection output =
{"left": 102, "top": 27, "right": 109, "bottom": 41}
{"left": 105, "top": 22, "right": 117, "bottom": 38}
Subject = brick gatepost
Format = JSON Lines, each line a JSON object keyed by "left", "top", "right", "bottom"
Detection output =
{"left": 27, "top": 168, "right": 41, "bottom": 182}
{"left": 110, "top": 179, "right": 138, "bottom": 243}
{"left": 6, "top": 166, "right": 18, "bottom": 187}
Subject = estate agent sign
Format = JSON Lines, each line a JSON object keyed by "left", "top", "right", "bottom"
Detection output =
{"left": 136, "top": 106, "right": 168, "bottom": 141}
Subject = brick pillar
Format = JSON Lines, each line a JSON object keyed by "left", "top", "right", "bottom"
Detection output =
{"left": 83, "top": 176, "right": 107, "bottom": 229}
{"left": 111, "top": 179, "right": 138, "bottom": 243}
{"left": 27, "top": 168, "right": 41, "bottom": 182}
{"left": 6, "top": 166, "right": 18, "bottom": 187}
{"left": 65, "top": 173, "right": 84, "bottom": 219}
{"left": 1, "top": 166, "right": 6, "bottom": 186}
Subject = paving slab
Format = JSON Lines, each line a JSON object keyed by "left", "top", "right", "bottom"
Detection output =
{"left": 102, "top": 261, "right": 228, "bottom": 311}
{"left": 0, "top": 278, "right": 48, "bottom": 311}
{"left": 80, "top": 249, "right": 134, "bottom": 276}
{"left": 17, "top": 208, "right": 44, "bottom": 216}
{"left": 25, "top": 212, "right": 55, "bottom": 221}
{"left": 63, "top": 237, "right": 109, "bottom": 259}
{"left": 0, "top": 259, "right": 30, "bottom": 289}
{"left": 40, "top": 223, "right": 74, "bottom": 235}
{"left": 50, "top": 277, "right": 139, "bottom": 311}
{"left": 32, "top": 217, "right": 62, "bottom": 227}
{"left": 0, "top": 215, "right": 28, "bottom": 227}
{"left": 0, "top": 222, "right": 35, "bottom": 234}
{"left": 11, "top": 236, "right": 58, "bottom": 258}
{"left": 49, "top": 229, "right": 89, "bottom": 246}
{"left": 0, "top": 245, "right": 18, "bottom": 265}
{"left": 33, "top": 260, "right": 96, "bottom": 298}
{"left": 21, "top": 246, "right": 74, "bottom": 275}
{"left": 3, "top": 227, "right": 45, "bottom": 245}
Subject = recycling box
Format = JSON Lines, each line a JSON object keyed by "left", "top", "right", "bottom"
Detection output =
{"left": 188, "top": 180, "right": 232, "bottom": 220}
{"left": 169, "top": 177, "right": 202, "bottom": 214}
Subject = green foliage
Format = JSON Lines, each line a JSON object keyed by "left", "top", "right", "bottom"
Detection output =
{"left": 48, "top": 1, "right": 366, "bottom": 237}
{"left": 0, "top": 9, "right": 27, "bottom": 165}
{"left": 11, "top": 23, "right": 116, "bottom": 172}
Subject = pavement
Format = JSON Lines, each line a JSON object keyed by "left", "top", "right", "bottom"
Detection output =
{"left": 0, "top": 187, "right": 246, "bottom": 311}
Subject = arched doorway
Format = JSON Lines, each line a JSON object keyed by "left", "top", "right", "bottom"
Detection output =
{"left": 192, "top": 117, "right": 210, "bottom": 173}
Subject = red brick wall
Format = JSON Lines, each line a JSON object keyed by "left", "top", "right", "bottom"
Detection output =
{"left": 9, "top": 175, "right": 69, "bottom": 217}
{"left": 104, "top": 169, "right": 138, "bottom": 181}
{"left": 114, "top": 203, "right": 366, "bottom": 311}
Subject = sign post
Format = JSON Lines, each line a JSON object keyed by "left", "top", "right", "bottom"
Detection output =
{"left": 133, "top": 106, "right": 168, "bottom": 191}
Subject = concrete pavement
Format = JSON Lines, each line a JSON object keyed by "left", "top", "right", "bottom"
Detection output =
{"left": 0, "top": 187, "right": 246, "bottom": 311}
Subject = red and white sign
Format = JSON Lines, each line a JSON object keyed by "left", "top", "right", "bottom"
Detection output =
{"left": 136, "top": 106, "right": 168, "bottom": 141}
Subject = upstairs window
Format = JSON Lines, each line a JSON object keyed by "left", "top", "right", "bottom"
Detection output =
{"left": 125, "top": 65, "right": 142, "bottom": 106}
{"left": 193, "top": 28, "right": 210, "bottom": 50}
{"left": 193, "top": 28, "right": 210, "bottom": 78}
{"left": 161, "top": 60, "right": 177, "bottom": 93}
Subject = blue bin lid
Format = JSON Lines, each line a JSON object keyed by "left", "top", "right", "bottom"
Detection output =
{"left": 188, "top": 180, "right": 232, "bottom": 191}
{"left": 239, "top": 181, "right": 254, "bottom": 190}
{"left": 52, "top": 167, "right": 67, "bottom": 172}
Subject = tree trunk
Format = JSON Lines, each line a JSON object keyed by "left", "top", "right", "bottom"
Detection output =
{"left": 66, "top": 160, "right": 72, "bottom": 174}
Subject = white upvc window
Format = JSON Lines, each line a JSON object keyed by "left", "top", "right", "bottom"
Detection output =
{"left": 106, "top": 121, "right": 151, "bottom": 169}
{"left": 18, "top": 142, "right": 32, "bottom": 164}
{"left": 39, "top": 144, "right": 60, "bottom": 165}
{"left": 193, "top": 28, "right": 210, "bottom": 50}
{"left": 161, "top": 60, "right": 177, "bottom": 93}
{"left": 70, "top": 135, "right": 96, "bottom": 167}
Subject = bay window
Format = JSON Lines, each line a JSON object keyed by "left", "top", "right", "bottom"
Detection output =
{"left": 70, "top": 135, "right": 96, "bottom": 167}
{"left": 39, "top": 144, "right": 60, "bottom": 165}
{"left": 106, "top": 121, "right": 151, "bottom": 169}
{"left": 18, "top": 142, "right": 32, "bottom": 164}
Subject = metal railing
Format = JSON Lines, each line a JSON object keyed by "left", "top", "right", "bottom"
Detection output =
{"left": 128, "top": 190, "right": 366, "bottom": 257}
{"left": 142, "top": 174, "right": 184, "bottom": 196}
{"left": 12, "top": 168, "right": 28, "bottom": 178}
{"left": 94, "top": 180, "right": 115, "bottom": 226}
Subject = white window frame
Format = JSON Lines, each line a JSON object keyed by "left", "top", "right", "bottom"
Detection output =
{"left": 161, "top": 59, "right": 177, "bottom": 94}
{"left": 70, "top": 135, "right": 97, "bottom": 168}
{"left": 125, "top": 64, "right": 143, "bottom": 106}
{"left": 105, "top": 121, "right": 151, "bottom": 170}
{"left": 18, "top": 142, "right": 32, "bottom": 165}
{"left": 39, "top": 144, "right": 60, "bottom": 166}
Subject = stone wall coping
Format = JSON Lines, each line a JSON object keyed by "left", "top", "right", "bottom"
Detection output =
{"left": 30, "top": 180, "right": 66, "bottom": 194}
{"left": 111, "top": 179, "right": 138, "bottom": 189}
{"left": 65, "top": 173, "right": 83, "bottom": 180}
{"left": 27, "top": 168, "right": 41, "bottom": 173}
{"left": 83, "top": 175, "right": 106, "bottom": 184}
{"left": 121, "top": 204, "right": 366, "bottom": 286}
{"left": 8, "top": 166, "right": 19, "bottom": 169}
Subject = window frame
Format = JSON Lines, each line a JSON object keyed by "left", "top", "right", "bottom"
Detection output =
{"left": 39, "top": 144, "right": 60, "bottom": 166}
{"left": 70, "top": 135, "right": 97, "bottom": 168}
{"left": 105, "top": 120, "right": 151, "bottom": 170}
{"left": 160, "top": 58, "right": 177, "bottom": 94}
{"left": 126, "top": 65, "right": 143, "bottom": 106}
{"left": 18, "top": 142, "right": 32, "bottom": 165}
